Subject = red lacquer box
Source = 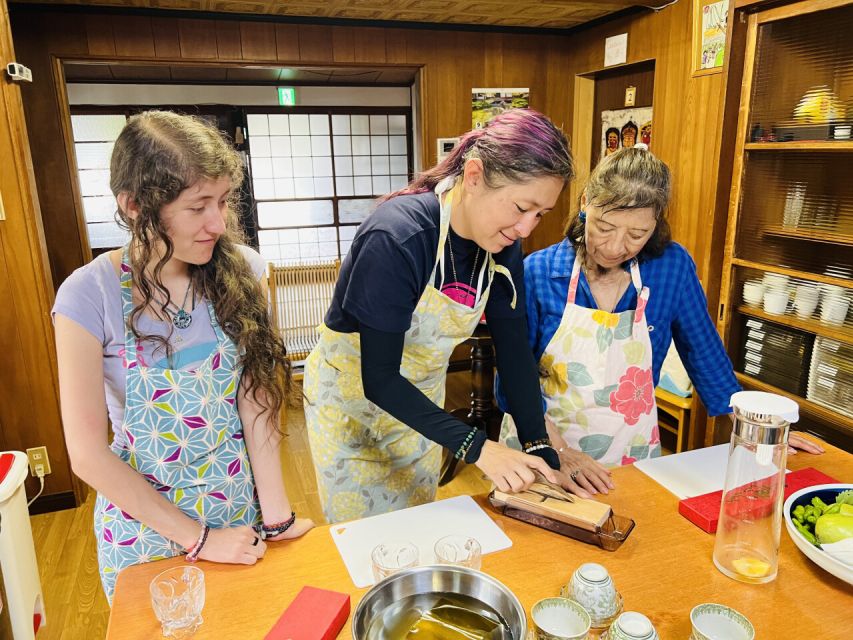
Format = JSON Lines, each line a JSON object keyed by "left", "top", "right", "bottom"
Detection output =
{"left": 264, "top": 586, "right": 351, "bottom": 640}
{"left": 677, "top": 467, "right": 838, "bottom": 533}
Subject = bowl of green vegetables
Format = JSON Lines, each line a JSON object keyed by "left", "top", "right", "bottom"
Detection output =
{"left": 783, "top": 484, "right": 853, "bottom": 585}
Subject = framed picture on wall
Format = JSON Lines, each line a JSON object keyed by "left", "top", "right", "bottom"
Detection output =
{"left": 601, "top": 107, "right": 653, "bottom": 158}
{"left": 692, "top": 0, "right": 730, "bottom": 76}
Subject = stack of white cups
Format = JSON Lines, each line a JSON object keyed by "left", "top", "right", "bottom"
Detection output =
{"left": 819, "top": 284, "right": 851, "bottom": 326}
{"left": 792, "top": 283, "right": 820, "bottom": 319}
{"left": 761, "top": 274, "right": 790, "bottom": 315}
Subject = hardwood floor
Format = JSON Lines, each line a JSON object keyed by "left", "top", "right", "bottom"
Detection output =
{"left": 29, "top": 373, "right": 490, "bottom": 639}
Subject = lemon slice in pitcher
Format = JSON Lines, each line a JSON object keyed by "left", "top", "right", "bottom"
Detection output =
{"left": 732, "top": 556, "right": 771, "bottom": 578}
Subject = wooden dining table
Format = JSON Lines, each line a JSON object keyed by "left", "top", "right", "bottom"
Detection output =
{"left": 107, "top": 444, "right": 853, "bottom": 639}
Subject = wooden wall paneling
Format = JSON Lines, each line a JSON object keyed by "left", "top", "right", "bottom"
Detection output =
{"left": 0, "top": 0, "right": 77, "bottom": 507}
{"left": 152, "top": 16, "right": 181, "bottom": 59}
{"left": 297, "top": 24, "right": 332, "bottom": 62}
{"left": 13, "top": 14, "right": 88, "bottom": 290}
{"left": 331, "top": 27, "right": 355, "bottom": 63}
{"left": 482, "top": 33, "right": 503, "bottom": 87}
{"left": 384, "top": 28, "right": 408, "bottom": 64}
{"left": 84, "top": 14, "right": 115, "bottom": 57}
{"left": 111, "top": 15, "right": 155, "bottom": 58}
{"left": 215, "top": 21, "right": 242, "bottom": 60}
{"left": 274, "top": 23, "right": 300, "bottom": 62}
{"left": 240, "top": 21, "right": 277, "bottom": 62}
{"left": 353, "top": 26, "right": 386, "bottom": 63}
{"left": 178, "top": 18, "right": 218, "bottom": 59}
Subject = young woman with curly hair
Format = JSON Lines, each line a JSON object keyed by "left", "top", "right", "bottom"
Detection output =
{"left": 53, "top": 111, "right": 312, "bottom": 601}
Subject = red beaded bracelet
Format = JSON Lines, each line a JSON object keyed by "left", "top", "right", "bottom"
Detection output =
{"left": 257, "top": 512, "right": 296, "bottom": 540}
{"left": 185, "top": 525, "right": 209, "bottom": 563}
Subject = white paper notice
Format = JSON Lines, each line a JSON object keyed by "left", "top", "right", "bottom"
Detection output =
{"left": 604, "top": 33, "right": 628, "bottom": 67}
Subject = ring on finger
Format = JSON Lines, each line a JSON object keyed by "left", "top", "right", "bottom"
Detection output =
{"left": 252, "top": 536, "right": 260, "bottom": 546}
{"left": 570, "top": 470, "right": 580, "bottom": 481}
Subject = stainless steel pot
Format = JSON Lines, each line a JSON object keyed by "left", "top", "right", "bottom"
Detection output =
{"left": 352, "top": 564, "right": 526, "bottom": 639}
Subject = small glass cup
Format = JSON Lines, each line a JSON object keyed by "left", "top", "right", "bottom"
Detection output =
{"left": 370, "top": 541, "right": 419, "bottom": 583}
{"left": 149, "top": 566, "right": 205, "bottom": 639}
{"left": 434, "top": 534, "right": 482, "bottom": 570}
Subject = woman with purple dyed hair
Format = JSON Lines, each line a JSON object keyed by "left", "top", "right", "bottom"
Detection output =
{"left": 304, "top": 109, "right": 575, "bottom": 523}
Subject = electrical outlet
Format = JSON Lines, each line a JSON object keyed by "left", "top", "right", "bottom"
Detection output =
{"left": 26, "top": 446, "right": 51, "bottom": 476}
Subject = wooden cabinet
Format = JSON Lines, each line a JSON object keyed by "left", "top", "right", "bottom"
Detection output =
{"left": 718, "top": 0, "right": 853, "bottom": 449}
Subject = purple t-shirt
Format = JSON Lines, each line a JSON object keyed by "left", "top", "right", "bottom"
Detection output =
{"left": 52, "top": 245, "right": 266, "bottom": 443}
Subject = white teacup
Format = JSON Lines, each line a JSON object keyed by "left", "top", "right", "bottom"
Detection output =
{"left": 820, "top": 296, "right": 850, "bottom": 325}
{"left": 762, "top": 273, "right": 789, "bottom": 291}
{"left": 793, "top": 296, "right": 818, "bottom": 318}
{"left": 531, "top": 597, "right": 591, "bottom": 640}
{"left": 606, "top": 612, "right": 658, "bottom": 640}
{"left": 690, "top": 603, "right": 754, "bottom": 640}
{"left": 742, "top": 280, "right": 765, "bottom": 306}
{"left": 563, "top": 563, "right": 621, "bottom": 629}
{"left": 794, "top": 283, "right": 819, "bottom": 301}
{"left": 762, "top": 290, "right": 788, "bottom": 315}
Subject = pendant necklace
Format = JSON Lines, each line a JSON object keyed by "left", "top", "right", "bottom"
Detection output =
{"left": 447, "top": 231, "right": 481, "bottom": 307}
{"left": 167, "top": 279, "right": 195, "bottom": 330}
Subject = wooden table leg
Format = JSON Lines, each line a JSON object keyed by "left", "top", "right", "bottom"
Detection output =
{"left": 439, "top": 327, "right": 503, "bottom": 486}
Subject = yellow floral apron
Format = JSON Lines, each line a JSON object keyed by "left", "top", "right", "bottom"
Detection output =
{"left": 304, "top": 178, "right": 516, "bottom": 523}
{"left": 501, "top": 254, "right": 660, "bottom": 467}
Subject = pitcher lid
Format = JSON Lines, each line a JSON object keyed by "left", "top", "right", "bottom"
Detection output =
{"left": 730, "top": 391, "right": 799, "bottom": 424}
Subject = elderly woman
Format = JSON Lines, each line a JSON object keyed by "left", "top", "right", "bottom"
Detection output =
{"left": 498, "top": 145, "right": 823, "bottom": 498}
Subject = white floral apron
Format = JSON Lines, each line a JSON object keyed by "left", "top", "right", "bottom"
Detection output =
{"left": 304, "top": 179, "right": 516, "bottom": 524}
{"left": 501, "top": 254, "right": 660, "bottom": 467}
{"left": 93, "top": 249, "right": 259, "bottom": 602}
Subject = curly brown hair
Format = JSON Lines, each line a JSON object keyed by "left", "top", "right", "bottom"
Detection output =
{"left": 110, "top": 110, "right": 291, "bottom": 429}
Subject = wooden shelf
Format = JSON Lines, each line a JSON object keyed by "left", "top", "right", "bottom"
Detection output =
{"left": 735, "top": 372, "right": 853, "bottom": 435}
{"left": 744, "top": 141, "right": 853, "bottom": 152}
{"left": 737, "top": 305, "right": 853, "bottom": 344}
{"left": 762, "top": 225, "right": 853, "bottom": 247}
{"left": 731, "top": 258, "right": 853, "bottom": 289}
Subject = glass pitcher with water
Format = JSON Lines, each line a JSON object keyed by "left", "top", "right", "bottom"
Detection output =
{"left": 712, "top": 391, "right": 799, "bottom": 584}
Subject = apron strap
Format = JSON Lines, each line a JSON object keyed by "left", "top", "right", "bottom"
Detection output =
{"left": 567, "top": 253, "right": 583, "bottom": 305}
{"left": 491, "top": 262, "right": 517, "bottom": 310}
{"left": 629, "top": 259, "right": 650, "bottom": 324}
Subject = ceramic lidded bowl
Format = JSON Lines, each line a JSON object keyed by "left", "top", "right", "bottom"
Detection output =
{"left": 531, "top": 597, "right": 591, "bottom": 640}
{"left": 561, "top": 562, "right": 622, "bottom": 628}
{"left": 690, "top": 603, "right": 755, "bottom": 640}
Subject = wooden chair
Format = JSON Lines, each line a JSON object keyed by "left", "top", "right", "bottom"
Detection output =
{"left": 655, "top": 387, "right": 692, "bottom": 453}
{"left": 268, "top": 260, "right": 341, "bottom": 379}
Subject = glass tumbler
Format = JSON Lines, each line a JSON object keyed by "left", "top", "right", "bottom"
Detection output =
{"left": 149, "top": 566, "right": 205, "bottom": 638}
{"left": 370, "top": 541, "right": 419, "bottom": 583}
{"left": 434, "top": 534, "right": 482, "bottom": 570}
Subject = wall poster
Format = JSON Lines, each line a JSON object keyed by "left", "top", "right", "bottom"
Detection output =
{"left": 601, "top": 106, "right": 653, "bottom": 158}
{"left": 471, "top": 88, "right": 529, "bottom": 129}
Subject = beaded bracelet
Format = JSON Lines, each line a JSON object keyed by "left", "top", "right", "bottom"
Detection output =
{"left": 524, "top": 443, "right": 554, "bottom": 454}
{"left": 521, "top": 438, "right": 551, "bottom": 453}
{"left": 185, "top": 525, "right": 210, "bottom": 563}
{"left": 454, "top": 428, "right": 478, "bottom": 460}
{"left": 257, "top": 511, "right": 297, "bottom": 541}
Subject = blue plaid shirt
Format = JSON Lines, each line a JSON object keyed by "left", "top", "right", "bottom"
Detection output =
{"left": 496, "top": 239, "right": 740, "bottom": 417}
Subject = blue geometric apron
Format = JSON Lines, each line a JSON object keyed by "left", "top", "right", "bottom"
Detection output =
{"left": 94, "top": 250, "right": 259, "bottom": 602}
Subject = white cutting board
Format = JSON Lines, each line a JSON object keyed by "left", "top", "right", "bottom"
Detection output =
{"left": 634, "top": 444, "right": 788, "bottom": 499}
{"left": 329, "top": 495, "right": 512, "bottom": 588}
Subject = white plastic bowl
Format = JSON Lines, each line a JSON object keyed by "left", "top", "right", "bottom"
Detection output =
{"left": 783, "top": 483, "right": 853, "bottom": 586}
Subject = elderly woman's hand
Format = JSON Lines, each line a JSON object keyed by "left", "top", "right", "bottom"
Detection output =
{"left": 787, "top": 432, "right": 825, "bottom": 456}
{"left": 545, "top": 417, "right": 614, "bottom": 497}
